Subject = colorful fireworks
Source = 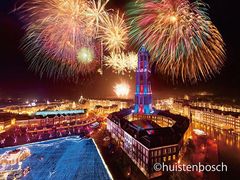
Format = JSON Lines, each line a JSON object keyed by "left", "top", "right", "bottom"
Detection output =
{"left": 114, "top": 83, "right": 130, "bottom": 97}
{"left": 99, "top": 11, "right": 129, "bottom": 53}
{"left": 85, "top": 0, "right": 110, "bottom": 33}
{"left": 17, "top": 0, "right": 135, "bottom": 80}
{"left": 17, "top": 0, "right": 108, "bottom": 80}
{"left": 105, "top": 52, "right": 138, "bottom": 74}
{"left": 77, "top": 47, "right": 94, "bottom": 64}
{"left": 99, "top": 11, "right": 133, "bottom": 75}
{"left": 16, "top": 0, "right": 225, "bottom": 83}
{"left": 127, "top": 0, "right": 225, "bottom": 83}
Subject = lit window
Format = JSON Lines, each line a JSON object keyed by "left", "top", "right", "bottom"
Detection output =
{"left": 173, "top": 155, "right": 176, "bottom": 160}
{"left": 163, "top": 157, "right": 166, "bottom": 162}
{"left": 168, "top": 156, "right": 171, "bottom": 161}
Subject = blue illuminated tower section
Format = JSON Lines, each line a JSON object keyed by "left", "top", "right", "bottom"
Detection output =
{"left": 134, "top": 46, "right": 153, "bottom": 114}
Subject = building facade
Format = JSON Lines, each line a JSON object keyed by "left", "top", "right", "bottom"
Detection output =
{"left": 168, "top": 99, "right": 240, "bottom": 133}
{"left": 107, "top": 109, "right": 190, "bottom": 179}
{"left": 107, "top": 47, "right": 190, "bottom": 179}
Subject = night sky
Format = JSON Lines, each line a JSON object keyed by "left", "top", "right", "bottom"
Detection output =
{"left": 0, "top": 0, "right": 239, "bottom": 100}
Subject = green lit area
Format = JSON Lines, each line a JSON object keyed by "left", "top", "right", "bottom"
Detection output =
{"left": 77, "top": 47, "right": 94, "bottom": 64}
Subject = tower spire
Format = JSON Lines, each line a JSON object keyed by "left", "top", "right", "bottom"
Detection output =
{"left": 134, "top": 46, "right": 153, "bottom": 114}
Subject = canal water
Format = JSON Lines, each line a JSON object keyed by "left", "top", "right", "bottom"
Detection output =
{"left": 193, "top": 122, "right": 240, "bottom": 179}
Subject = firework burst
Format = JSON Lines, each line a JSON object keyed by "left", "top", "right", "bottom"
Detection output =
{"left": 86, "top": 0, "right": 110, "bottom": 33}
{"left": 17, "top": 0, "right": 109, "bottom": 80}
{"left": 114, "top": 82, "right": 130, "bottom": 97}
{"left": 99, "top": 11, "right": 129, "bottom": 53}
{"left": 127, "top": 0, "right": 225, "bottom": 83}
{"left": 105, "top": 52, "right": 138, "bottom": 74}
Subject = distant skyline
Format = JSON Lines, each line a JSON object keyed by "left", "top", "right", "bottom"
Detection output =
{"left": 0, "top": 0, "right": 239, "bottom": 99}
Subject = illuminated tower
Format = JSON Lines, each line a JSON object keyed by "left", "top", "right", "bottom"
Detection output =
{"left": 134, "top": 46, "right": 153, "bottom": 114}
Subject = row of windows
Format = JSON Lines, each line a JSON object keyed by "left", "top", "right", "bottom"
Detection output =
{"left": 151, "top": 155, "right": 176, "bottom": 164}
{"left": 132, "top": 140, "right": 148, "bottom": 157}
{"left": 150, "top": 146, "right": 177, "bottom": 157}
{"left": 202, "top": 117, "right": 240, "bottom": 126}
{"left": 204, "top": 113, "right": 238, "bottom": 120}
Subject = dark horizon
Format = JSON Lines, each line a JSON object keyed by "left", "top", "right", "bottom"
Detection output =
{"left": 0, "top": 0, "right": 239, "bottom": 100}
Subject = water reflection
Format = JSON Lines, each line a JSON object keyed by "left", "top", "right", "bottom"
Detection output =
{"left": 192, "top": 122, "right": 240, "bottom": 179}
{"left": 193, "top": 122, "right": 240, "bottom": 150}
